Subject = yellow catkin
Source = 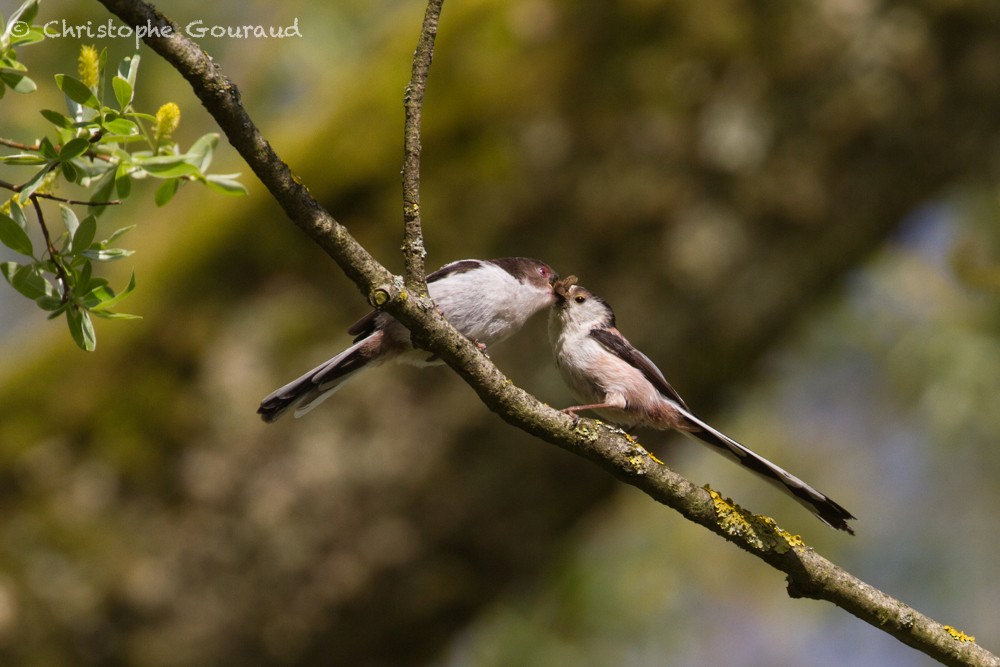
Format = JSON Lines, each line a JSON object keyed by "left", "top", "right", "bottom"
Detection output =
{"left": 154, "top": 103, "right": 181, "bottom": 142}
{"left": 78, "top": 45, "right": 100, "bottom": 89}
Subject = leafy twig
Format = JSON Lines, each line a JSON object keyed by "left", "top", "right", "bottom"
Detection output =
{"left": 0, "top": 136, "right": 114, "bottom": 163}
{"left": 0, "top": 179, "right": 121, "bottom": 206}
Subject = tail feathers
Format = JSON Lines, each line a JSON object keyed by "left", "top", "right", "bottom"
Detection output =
{"left": 258, "top": 333, "right": 386, "bottom": 423}
{"left": 678, "top": 411, "right": 856, "bottom": 534}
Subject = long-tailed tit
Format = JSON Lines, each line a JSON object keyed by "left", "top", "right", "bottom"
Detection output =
{"left": 258, "top": 257, "right": 558, "bottom": 422}
{"left": 549, "top": 278, "right": 856, "bottom": 534}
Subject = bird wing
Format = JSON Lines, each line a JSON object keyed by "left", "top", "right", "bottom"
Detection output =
{"left": 347, "top": 260, "right": 484, "bottom": 340}
{"left": 589, "top": 327, "right": 690, "bottom": 410}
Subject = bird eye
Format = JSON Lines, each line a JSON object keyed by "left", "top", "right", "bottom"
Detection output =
{"left": 574, "top": 295, "right": 586, "bottom": 304}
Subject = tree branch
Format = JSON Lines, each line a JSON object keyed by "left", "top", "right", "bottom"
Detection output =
{"left": 400, "top": 0, "right": 444, "bottom": 291}
{"left": 94, "top": 1, "right": 999, "bottom": 665}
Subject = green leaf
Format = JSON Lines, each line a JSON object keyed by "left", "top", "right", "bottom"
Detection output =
{"left": 0, "top": 71, "right": 36, "bottom": 93}
{"left": 154, "top": 178, "right": 179, "bottom": 206}
{"left": 89, "top": 169, "right": 116, "bottom": 216}
{"left": 3, "top": 0, "right": 39, "bottom": 43}
{"left": 8, "top": 200, "right": 27, "bottom": 229}
{"left": 36, "top": 295, "right": 65, "bottom": 312}
{"left": 0, "top": 212, "right": 34, "bottom": 256}
{"left": 118, "top": 54, "right": 140, "bottom": 89}
{"left": 1, "top": 262, "right": 52, "bottom": 300}
{"left": 65, "top": 97, "right": 85, "bottom": 125}
{"left": 83, "top": 247, "right": 133, "bottom": 261}
{"left": 59, "top": 137, "right": 91, "bottom": 160}
{"left": 0, "top": 153, "right": 47, "bottom": 165}
{"left": 188, "top": 133, "right": 218, "bottom": 172}
{"left": 40, "top": 109, "right": 73, "bottom": 128}
{"left": 115, "top": 163, "right": 131, "bottom": 199}
{"left": 7, "top": 0, "right": 39, "bottom": 27}
{"left": 66, "top": 306, "right": 97, "bottom": 351}
{"left": 105, "top": 225, "right": 135, "bottom": 245}
{"left": 70, "top": 215, "right": 96, "bottom": 253}
{"left": 124, "top": 111, "right": 156, "bottom": 123}
{"left": 142, "top": 162, "right": 200, "bottom": 178}
{"left": 38, "top": 136, "right": 58, "bottom": 159}
{"left": 86, "top": 270, "right": 136, "bottom": 312}
{"left": 60, "top": 160, "right": 79, "bottom": 183}
{"left": 16, "top": 165, "right": 50, "bottom": 204}
{"left": 81, "top": 284, "right": 112, "bottom": 309}
{"left": 0, "top": 57, "right": 26, "bottom": 71}
{"left": 75, "top": 257, "right": 93, "bottom": 292}
{"left": 135, "top": 154, "right": 201, "bottom": 179}
{"left": 204, "top": 173, "right": 248, "bottom": 197}
{"left": 60, "top": 204, "right": 80, "bottom": 238}
{"left": 9, "top": 26, "right": 45, "bottom": 47}
{"left": 102, "top": 117, "right": 137, "bottom": 136}
{"left": 14, "top": 266, "right": 52, "bottom": 300}
{"left": 55, "top": 74, "right": 100, "bottom": 109}
{"left": 90, "top": 310, "right": 141, "bottom": 320}
{"left": 0, "top": 262, "right": 17, "bottom": 286}
{"left": 112, "top": 75, "right": 132, "bottom": 110}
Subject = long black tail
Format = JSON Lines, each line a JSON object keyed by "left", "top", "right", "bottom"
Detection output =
{"left": 257, "top": 332, "right": 385, "bottom": 423}
{"left": 678, "top": 410, "right": 856, "bottom": 534}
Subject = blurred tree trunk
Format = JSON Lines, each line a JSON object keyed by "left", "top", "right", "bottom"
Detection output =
{"left": 2, "top": 1, "right": 1000, "bottom": 666}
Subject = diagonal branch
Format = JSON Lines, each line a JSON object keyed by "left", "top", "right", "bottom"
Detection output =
{"left": 400, "top": 0, "right": 444, "bottom": 292}
{"left": 94, "top": 1, "right": 999, "bottom": 665}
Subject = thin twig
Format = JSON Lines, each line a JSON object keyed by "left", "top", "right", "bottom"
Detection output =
{"left": 92, "top": 1, "right": 1000, "bottom": 665}
{"left": 400, "top": 0, "right": 444, "bottom": 292}
{"left": 29, "top": 195, "right": 71, "bottom": 303}
{"left": 0, "top": 137, "right": 39, "bottom": 151}
{"left": 0, "top": 179, "right": 121, "bottom": 206}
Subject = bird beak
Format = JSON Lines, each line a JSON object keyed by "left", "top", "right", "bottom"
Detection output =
{"left": 553, "top": 275, "right": 578, "bottom": 302}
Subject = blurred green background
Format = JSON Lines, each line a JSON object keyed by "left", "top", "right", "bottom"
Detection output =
{"left": 2, "top": 0, "right": 999, "bottom": 665}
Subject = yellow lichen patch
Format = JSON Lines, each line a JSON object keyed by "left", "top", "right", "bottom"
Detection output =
{"left": 625, "top": 441, "right": 663, "bottom": 465}
{"left": 706, "top": 487, "right": 763, "bottom": 548}
{"left": 572, "top": 422, "right": 599, "bottom": 442}
{"left": 776, "top": 526, "right": 805, "bottom": 549}
{"left": 752, "top": 515, "right": 806, "bottom": 553}
{"left": 645, "top": 450, "right": 664, "bottom": 465}
{"left": 943, "top": 626, "right": 976, "bottom": 643}
{"left": 704, "top": 486, "right": 807, "bottom": 553}
{"left": 626, "top": 454, "right": 647, "bottom": 473}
